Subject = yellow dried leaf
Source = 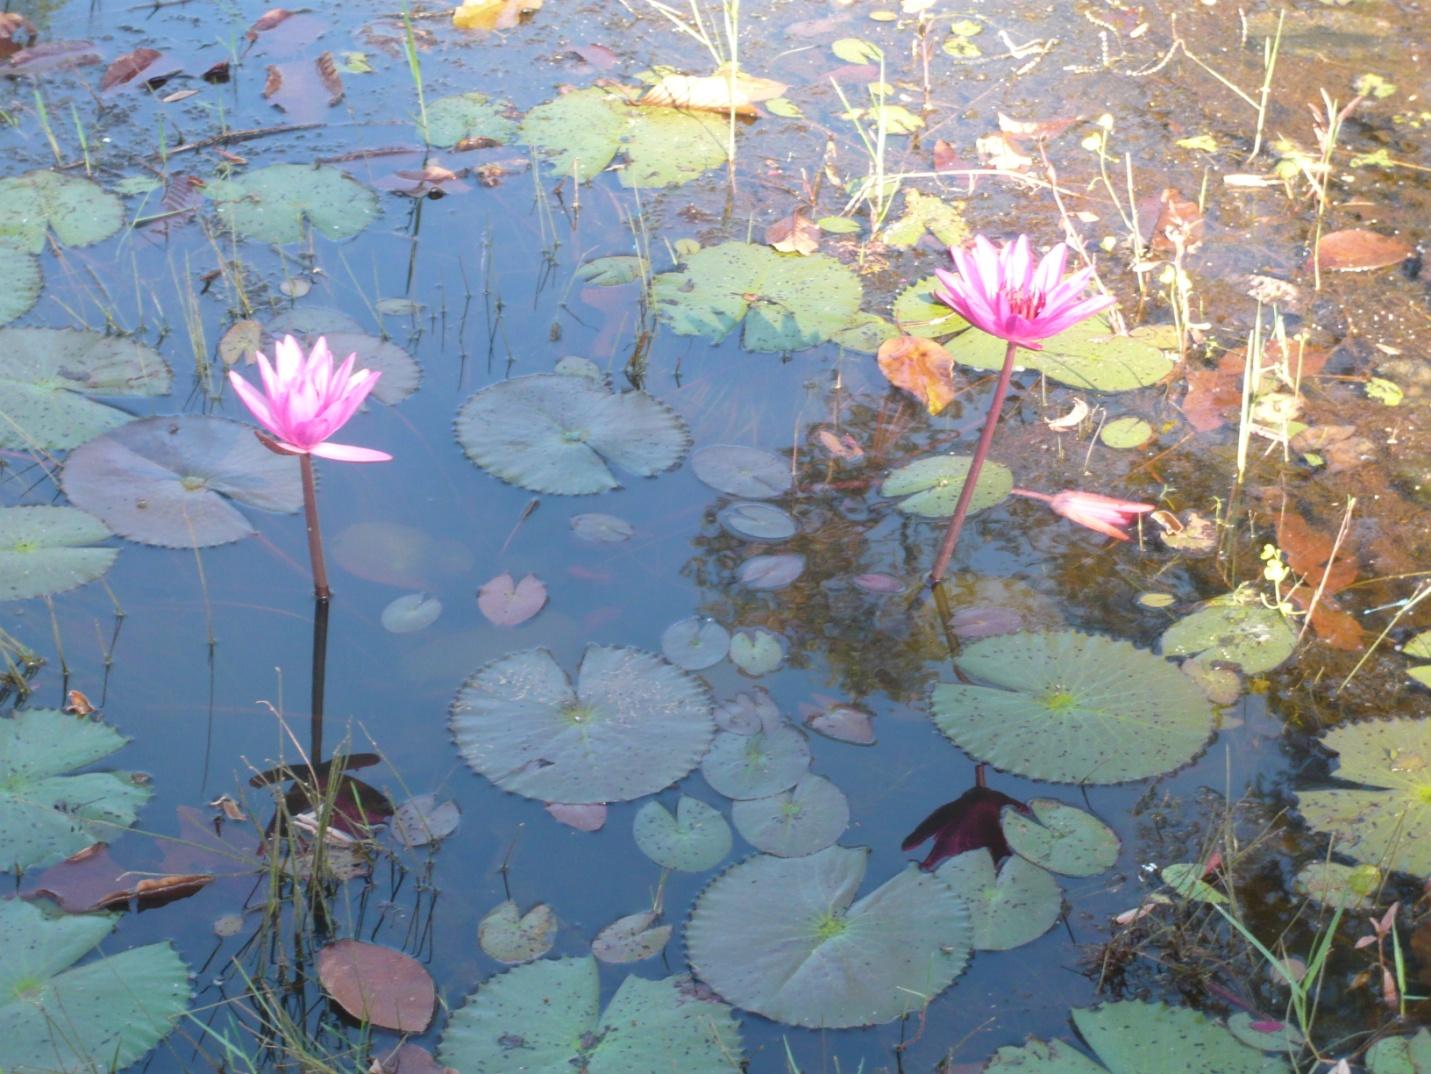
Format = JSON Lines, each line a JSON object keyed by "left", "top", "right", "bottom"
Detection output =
{"left": 877, "top": 335, "right": 957, "bottom": 414}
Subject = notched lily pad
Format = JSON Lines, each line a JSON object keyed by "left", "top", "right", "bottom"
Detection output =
{"left": 210, "top": 163, "right": 380, "bottom": 243}
{"left": 633, "top": 795, "right": 732, "bottom": 872}
{"left": 0, "top": 170, "right": 124, "bottom": 253}
{"left": 937, "top": 848, "right": 1062, "bottom": 951}
{"left": 1001, "top": 798, "right": 1120, "bottom": 877}
{"left": 881, "top": 455, "right": 1013, "bottom": 518}
{"left": 0, "top": 506, "right": 117, "bottom": 602}
{"left": 701, "top": 724, "right": 810, "bottom": 800}
{"left": 425, "top": 91, "right": 518, "bottom": 148}
{"left": 660, "top": 616, "right": 730, "bottom": 671}
{"left": 479, "top": 900, "right": 557, "bottom": 964}
{"left": 1160, "top": 601, "right": 1296, "bottom": 675}
{"left": 730, "top": 774, "right": 849, "bottom": 857}
{"left": 592, "top": 911, "right": 672, "bottom": 964}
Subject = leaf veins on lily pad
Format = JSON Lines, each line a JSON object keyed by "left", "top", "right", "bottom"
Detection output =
{"left": 450, "top": 645, "right": 714, "bottom": 804}
{"left": 1296, "top": 718, "right": 1431, "bottom": 877}
{"left": 0, "top": 327, "right": 173, "bottom": 450}
{"left": 439, "top": 957, "right": 743, "bottom": 1074}
{"left": 456, "top": 373, "right": 690, "bottom": 495}
{"left": 61, "top": 415, "right": 303, "bottom": 548}
{"left": 686, "top": 845, "right": 972, "bottom": 1028}
{"left": 0, "top": 506, "right": 117, "bottom": 602}
{"left": 931, "top": 631, "right": 1215, "bottom": 784}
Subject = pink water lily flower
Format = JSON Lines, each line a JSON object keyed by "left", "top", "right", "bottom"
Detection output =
{"left": 934, "top": 235, "right": 1116, "bottom": 349}
{"left": 228, "top": 336, "right": 391, "bottom": 462}
{"left": 1014, "top": 487, "right": 1156, "bottom": 541}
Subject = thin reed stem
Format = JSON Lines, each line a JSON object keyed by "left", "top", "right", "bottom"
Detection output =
{"left": 298, "top": 454, "right": 331, "bottom": 601}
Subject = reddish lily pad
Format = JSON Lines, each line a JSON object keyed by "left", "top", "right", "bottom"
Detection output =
{"left": 316, "top": 940, "right": 435, "bottom": 1033}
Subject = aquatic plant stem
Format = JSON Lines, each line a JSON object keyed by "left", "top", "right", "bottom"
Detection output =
{"left": 929, "top": 340, "right": 1020, "bottom": 585}
{"left": 299, "top": 454, "right": 331, "bottom": 601}
{"left": 310, "top": 596, "right": 329, "bottom": 764}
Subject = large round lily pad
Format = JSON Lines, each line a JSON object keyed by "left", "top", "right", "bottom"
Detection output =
{"left": 210, "top": 163, "right": 380, "bottom": 244}
{"left": 0, "top": 327, "right": 173, "bottom": 450}
{"left": 0, "top": 170, "right": 125, "bottom": 253}
{"left": 0, "top": 898, "right": 191, "bottom": 1074}
{"left": 450, "top": 645, "right": 714, "bottom": 804}
{"left": 0, "top": 247, "right": 41, "bottom": 325}
{"left": 892, "top": 275, "right": 970, "bottom": 340}
{"left": 937, "top": 848, "right": 1062, "bottom": 951}
{"left": 1159, "top": 601, "right": 1296, "bottom": 675}
{"left": 652, "top": 242, "right": 864, "bottom": 353}
{"left": 456, "top": 374, "right": 690, "bottom": 495}
{"left": 439, "top": 957, "right": 743, "bottom": 1074}
{"left": 951, "top": 318, "right": 1176, "bottom": 393}
{"left": 880, "top": 455, "right": 1014, "bottom": 518}
{"left": 61, "top": 415, "right": 304, "bottom": 548}
{"left": 0, "top": 506, "right": 117, "bottom": 602}
{"left": 425, "top": 92, "right": 518, "bottom": 148}
{"left": 686, "top": 846, "right": 972, "bottom": 1028}
{"left": 0, "top": 709, "right": 150, "bottom": 873}
{"left": 1296, "top": 718, "right": 1431, "bottom": 877}
{"left": 931, "top": 631, "right": 1215, "bottom": 784}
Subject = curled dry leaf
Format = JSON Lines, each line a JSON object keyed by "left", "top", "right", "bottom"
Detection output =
{"left": 99, "top": 47, "right": 162, "bottom": 91}
{"left": 1310, "top": 228, "right": 1411, "bottom": 273}
{"left": 316, "top": 51, "right": 343, "bottom": 105}
{"left": 997, "top": 112, "right": 1079, "bottom": 140}
{"left": 24, "top": 843, "right": 213, "bottom": 913}
{"left": 639, "top": 67, "right": 787, "bottom": 116}
{"left": 877, "top": 335, "right": 957, "bottom": 415}
{"left": 316, "top": 940, "right": 435, "bottom": 1033}
{"left": 477, "top": 572, "right": 547, "bottom": 626}
{"left": 815, "top": 428, "right": 863, "bottom": 460}
{"left": 1045, "top": 397, "right": 1090, "bottom": 431}
{"left": 246, "top": 8, "right": 293, "bottom": 42}
{"left": 765, "top": 211, "right": 820, "bottom": 256}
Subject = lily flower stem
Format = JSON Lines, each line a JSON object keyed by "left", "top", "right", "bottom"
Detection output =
{"left": 299, "top": 453, "right": 331, "bottom": 602}
{"left": 929, "top": 340, "right": 1021, "bottom": 585}
{"left": 310, "top": 596, "right": 329, "bottom": 764}
{"left": 1010, "top": 488, "right": 1054, "bottom": 503}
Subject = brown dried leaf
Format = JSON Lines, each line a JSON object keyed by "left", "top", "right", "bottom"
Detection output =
{"left": 877, "top": 335, "right": 957, "bottom": 414}
{"left": 1277, "top": 509, "right": 1357, "bottom": 596}
{"left": 1147, "top": 187, "right": 1204, "bottom": 253}
{"left": 261, "top": 65, "right": 282, "bottom": 99}
{"left": 99, "top": 47, "right": 161, "bottom": 91}
{"left": 246, "top": 8, "right": 294, "bottom": 42}
{"left": 375, "top": 1044, "right": 457, "bottom": 1074}
{"left": 815, "top": 428, "right": 863, "bottom": 460}
{"left": 64, "top": 689, "right": 97, "bottom": 716}
{"left": 996, "top": 112, "right": 1079, "bottom": 140}
{"left": 1180, "top": 368, "right": 1241, "bottom": 432}
{"left": 25, "top": 844, "right": 213, "bottom": 913}
{"left": 218, "top": 320, "right": 263, "bottom": 367}
{"left": 5, "top": 40, "right": 102, "bottom": 74}
{"left": 1310, "top": 228, "right": 1412, "bottom": 273}
{"left": 316, "top": 50, "right": 343, "bottom": 105}
{"left": 317, "top": 940, "right": 435, "bottom": 1033}
{"left": 765, "top": 210, "right": 819, "bottom": 255}
{"left": 0, "top": 13, "right": 35, "bottom": 42}
{"left": 202, "top": 60, "right": 231, "bottom": 83}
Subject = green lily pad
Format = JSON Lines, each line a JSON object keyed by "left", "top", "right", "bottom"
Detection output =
{"left": 730, "top": 774, "right": 849, "bottom": 857}
{"left": 686, "top": 846, "right": 972, "bottom": 1028}
{"left": 455, "top": 373, "right": 690, "bottom": 495}
{"left": 701, "top": 724, "right": 810, "bottom": 800}
{"left": 931, "top": 631, "right": 1215, "bottom": 784}
{"left": 439, "top": 957, "right": 742, "bottom": 1074}
{"left": 210, "top": 163, "right": 380, "bottom": 244}
{"left": 619, "top": 107, "right": 729, "bottom": 187}
{"left": 633, "top": 796, "right": 732, "bottom": 872}
{"left": 1294, "top": 861, "right": 1382, "bottom": 908}
{"left": 478, "top": 901, "right": 557, "bottom": 964}
{"left": 691, "top": 445, "right": 791, "bottom": 499}
{"left": 881, "top": 189, "right": 967, "bottom": 249}
{"left": 829, "top": 311, "right": 899, "bottom": 353}
{"left": 0, "top": 507, "right": 116, "bottom": 602}
{"left": 265, "top": 311, "right": 421, "bottom": 405}
{"left": 576, "top": 256, "right": 649, "bottom": 287}
{"left": 521, "top": 87, "right": 628, "bottom": 181}
{"left": 0, "top": 170, "right": 125, "bottom": 253}
{"left": 1001, "top": 798, "right": 1120, "bottom": 877}
{"left": 0, "top": 708, "right": 150, "bottom": 873}
{"left": 892, "top": 276, "right": 970, "bottom": 339}
{"left": 937, "top": 848, "right": 1062, "bottom": 951}
{"left": 1225, "top": 1013, "right": 1303, "bottom": 1054}
{"left": 0, "top": 327, "right": 173, "bottom": 450}
{"left": 1367, "top": 1028, "right": 1431, "bottom": 1074}
{"left": 1296, "top": 718, "right": 1431, "bottom": 876}
{"left": 652, "top": 242, "right": 864, "bottom": 353}
{"left": 425, "top": 92, "right": 518, "bottom": 148}
{"left": 0, "top": 247, "right": 41, "bottom": 325}
{"left": 952, "top": 319, "right": 1177, "bottom": 392}
{"left": 880, "top": 455, "right": 1014, "bottom": 518}
{"left": 61, "top": 415, "right": 304, "bottom": 548}
{"left": 729, "top": 627, "right": 786, "bottom": 676}
{"left": 1405, "top": 631, "right": 1431, "bottom": 661}
{"left": 0, "top": 898, "right": 191, "bottom": 1074}
{"left": 983, "top": 1001, "right": 1290, "bottom": 1073}
{"left": 1160, "top": 601, "right": 1297, "bottom": 675}
{"left": 451, "top": 645, "right": 714, "bottom": 804}
{"left": 1100, "top": 416, "right": 1154, "bottom": 449}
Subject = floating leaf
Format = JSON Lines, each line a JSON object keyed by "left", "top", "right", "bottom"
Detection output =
{"left": 0, "top": 170, "right": 124, "bottom": 253}
{"left": 892, "top": 276, "right": 969, "bottom": 339}
{"left": 478, "top": 572, "right": 548, "bottom": 627}
{"left": 983, "top": 1001, "right": 1291, "bottom": 1073}
{"left": 0, "top": 898, "right": 190, "bottom": 1074}
{"left": 640, "top": 66, "right": 787, "bottom": 116}
{"left": 592, "top": 911, "right": 672, "bottom": 964}
{"left": 1310, "top": 228, "right": 1411, "bottom": 272}
{"left": 633, "top": 796, "right": 732, "bottom": 872}
{"left": 520, "top": 86, "right": 626, "bottom": 181}
{"left": 931, "top": 631, "right": 1215, "bottom": 784}
{"left": 831, "top": 37, "right": 882, "bottom": 63}
{"left": 0, "top": 327, "right": 173, "bottom": 450}
{"left": 659, "top": 616, "right": 730, "bottom": 671}
{"left": 652, "top": 242, "right": 864, "bottom": 352}
{"left": 392, "top": 794, "right": 460, "bottom": 847}
{"left": 715, "top": 689, "right": 780, "bottom": 735}
{"left": 545, "top": 802, "right": 607, "bottom": 830}
{"left": 881, "top": 189, "right": 967, "bottom": 249}
{"left": 382, "top": 593, "right": 443, "bottom": 634}
{"left": 686, "top": 846, "right": 971, "bottom": 1028}
{"left": 1100, "top": 416, "right": 1153, "bottom": 449}
{"left": 728, "top": 627, "right": 786, "bottom": 676}
{"left": 24, "top": 843, "right": 212, "bottom": 914}
{"left": 1366, "top": 1028, "right": 1431, "bottom": 1074}
{"left": 1296, "top": 718, "right": 1431, "bottom": 877}
{"left": 333, "top": 520, "right": 472, "bottom": 588}
{"left": 317, "top": 940, "right": 435, "bottom": 1033}
{"left": 456, "top": 374, "right": 690, "bottom": 495}
{"left": 0, "top": 506, "right": 116, "bottom": 601}
{"left": 451, "top": 645, "right": 714, "bottom": 803}
{"left": 730, "top": 774, "right": 849, "bottom": 857}
{"left": 0, "top": 709, "right": 150, "bottom": 873}
{"left": 877, "top": 335, "right": 958, "bottom": 414}
{"left": 937, "top": 848, "right": 1062, "bottom": 950}
{"left": 425, "top": 92, "right": 518, "bottom": 148}
{"left": 803, "top": 702, "right": 876, "bottom": 746}
{"left": 691, "top": 445, "right": 790, "bottom": 498}
{"left": 717, "top": 501, "right": 797, "bottom": 541}
{"left": 62, "top": 415, "right": 303, "bottom": 548}
{"left": 952, "top": 317, "right": 1176, "bottom": 392}
{"left": 571, "top": 512, "right": 634, "bottom": 542}
{"left": 880, "top": 454, "right": 1013, "bottom": 518}
{"left": 1001, "top": 798, "right": 1120, "bottom": 877}
{"left": 439, "top": 957, "right": 742, "bottom": 1073}
{"left": 738, "top": 553, "right": 805, "bottom": 590}
{"left": 0, "top": 247, "right": 40, "bottom": 325}
{"left": 701, "top": 724, "right": 810, "bottom": 800}
{"left": 479, "top": 901, "right": 558, "bottom": 964}
{"left": 1294, "top": 861, "right": 1381, "bottom": 909}
{"left": 1160, "top": 601, "right": 1296, "bottom": 675}
{"left": 210, "top": 163, "right": 380, "bottom": 244}
{"left": 619, "top": 107, "right": 731, "bottom": 187}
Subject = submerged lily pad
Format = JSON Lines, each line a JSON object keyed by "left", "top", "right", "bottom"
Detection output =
{"left": 633, "top": 796, "right": 732, "bottom": 872}
{"left": 880, "top": 455, "right": 1014, "bottom": 518}
{"left": 652, "top": 242, "right": 864, "bottom": 352}
{"left": 1294, "top": 861, "right": 1381, "bottom": 909}
{"left": 61, "top": 415, "right": 304, "bottom": 548}
{"left": 983, "top": 1000, "right": 1291, "bottom": 1073}
{"left": 951, "top": 318, "right": 1176, "bottom": 393}
{"left": 450, "top": 645, "right": 714, "bottom": 804}
{"left": 265, "top": 312, "right": 421, "bottom": 405}
{"left": 691, "top": 445, "right": 790, "bottom": 499}
{"left": 1366, "top": 1029, "right": 1431, "bottom": 1074}
{"left": 937, "top": 848, "right": 1062, "bottom": 951}
{"left": 210, "top": 163, "right": 380, "bottom": 244}
{"left": 730, "top": 774, "right": 849, "bottom": 857}
{"left": 686, "top": 846, "right": 972, "bottom": 1028}
{"left": 931, "top": 631, "right": 1215, "bottom": 784}
{"left": 425, "top": 91, "right": 519, "bottom": 148}
{"left": 718, "top": 501, "right": 797, "bottom": 541}
{"left": 0, "top": 170, "right": 125, "bottom": 253}
{"left": 439, "top": 957, "right": 742, "bottom": 1074}
{"left": 1001, "top": 799, "right": 1120, "bottom": 877}
{"left": 1296, "top": 718, "right": 1431, "bottom": 877}
{"left": 0, "top": 898, "right": 190, "bottom": 1074}
{"left": 456, "top": 373, "right": 690, "bottom": 495}
{"left": 0, "top": 709, "right": 150, "bottom": 873}
{"left": 701, "top": 724, "right": 810, "bottom": 800}
{"left": 0, "top": 327, "right": 173, "bottom": 450}
{"left": 1160, "top": 602, "right": 1297, "bottom": 675}
{"left": 0, "top": 506, "right": 117, "bottom": 602}
{"left": 0, "top": 247, "right": 41, "bottom": 325}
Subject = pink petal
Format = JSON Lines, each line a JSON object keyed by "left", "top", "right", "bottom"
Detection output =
{"left": 273, "top": 335, "right": 304, "bottom": 385}
{"left": 1007, "top": 235, "right": 1034, "bottom": 292}
{"left": 309, "top": 441, "right": 393, "bottom": 463}
{"left": 1031, "top": 242, "right": 1069, "bottom": 295}
{"left": 228, "top": 370, "right": 278, "bottom": 432}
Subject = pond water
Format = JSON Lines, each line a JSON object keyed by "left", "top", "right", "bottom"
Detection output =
{"left": 2, "top": 0, "right": 1430, "bottom": 1072}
